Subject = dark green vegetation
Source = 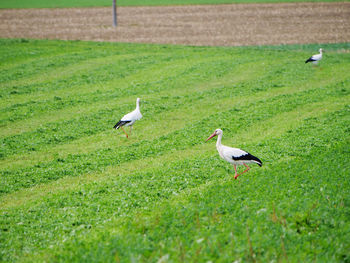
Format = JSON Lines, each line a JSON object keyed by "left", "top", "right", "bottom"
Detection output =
{"left": 1, "top": 39, "right": 350, "bottom": 262}
{"left": 0, "top": 0, "right": 345, "bottom": 9}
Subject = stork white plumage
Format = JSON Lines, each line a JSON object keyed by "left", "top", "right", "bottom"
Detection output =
{"left": 206, "top": 129, "right": 262, "bottom": 179}
{"left": 113, "top": 98, "right": 142, "bottom": 138}
{"left": 305, "top": 48, "right": 323, "bottom": 65}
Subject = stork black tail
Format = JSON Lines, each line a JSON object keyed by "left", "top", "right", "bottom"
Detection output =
{"left": 232, "top": 153, "right": 262, "bottom": 167}
{"left": 253, "top": 155, "right": 263, "bottom": 167}
{"left": 305, "top": 58, "right": 314, "bottom": 64}
{"left": 248, "top": 153, "right": 263, "bottom": 167}
{"left": 113, "top": 120, "right": 131, "bottom": 129}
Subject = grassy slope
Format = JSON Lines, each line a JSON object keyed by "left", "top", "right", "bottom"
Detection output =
{"left": 0, "top": 39, "right": 350, "bottom": 262}
{"left": 0, "top": 0, "right": 345, "bottom": 9}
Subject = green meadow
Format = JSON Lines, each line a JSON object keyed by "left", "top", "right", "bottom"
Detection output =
{"left": 0, "top": 39, "right": 350, "bottom": 262}
{"left": 0, "top": 0, "right": 345, "bottom": 9}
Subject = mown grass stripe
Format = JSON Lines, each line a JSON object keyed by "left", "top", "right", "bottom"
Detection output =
{"left": 1, "top": 84, "right": 348, "bottom": 196}
{"left": 0, "top": 50, "right": 126, "bottom": 84}
{"left": 2, "top": 42, "right": 336, "bottom": 107}
{"left": 1, "top": 44, "right": 242, "bottom": 102}
{"left": 1, "top": 105, "right": 348, "bottom": 263}
{"left": 62, "top": 142, "right": 348, "bottom": 263}
{"left": 0, "top": 53, "right": 169, "bottom": 103}
{"left": 2, "top": 50, "right": 348, "bottom": 139}
{"left": 50, "top": 144, "right": 349, "bottom": 263}
{"left": 0, "top": 39, "right": 105, "bottom": 68}
{"left": 1, "top": 95, "right": 347, "bottom": 210}
{"left": 0, "top": 62, "right": 272, "bottom": 170}
{"left": 0, "top": 74, "right": 269, "bottom": 158}
{"left": 3, "top": 45, "right": 347, "bottom": 129}
{"left": 1, "top": 40, "right": 349, "bottom": 263}
{"left": 0, "top": 56, "right": 272, "bottom": 137}
{"left": 2, "top": 45, "right": 346, "bottom": 128}
{"left": 1, "top": 71, "right": 348, "bottom": 161}
{"left": 0, "top": 49, "right": 247, "bottom": 114}
{"left": 0, "top": 39, "right": 183, "bottom": 76}
{"left": 0, "top": 54, "right": 249, "bottom": 125}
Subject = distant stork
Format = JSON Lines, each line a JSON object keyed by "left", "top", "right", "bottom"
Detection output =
{"left": 206, "top": 129, "right": 262, "bottom": 179}
{"left": 113, "top": 98, "right": 142, "bottom": 138}
{"left": 305, "top": 48, "right": 323, "bottom": 65}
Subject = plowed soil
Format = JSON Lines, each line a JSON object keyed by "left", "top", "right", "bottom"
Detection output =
{"left": 0, "top": 2, "right": 349, "bottom": 46}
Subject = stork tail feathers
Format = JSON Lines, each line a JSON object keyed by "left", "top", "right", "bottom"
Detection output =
{"left": 113, "top": 121, "right": 122, "bottom": 129}
{"left": 253, "top": 156, "right": 263, "bottom": 167}
{"left": 305, "top": 58, "right": 313, "bottom": 63}
{"left": 233, "top": 153, "right": 262, "bottom": 166}
{"left": 113, "top": 120, "right": 130, "bottom": 129}
{"left": 248, "top": 154, "right": 262, "bottom": 166}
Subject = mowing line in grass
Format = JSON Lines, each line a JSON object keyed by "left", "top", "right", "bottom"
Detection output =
{"left": 1, "top": 82, "right": 346, "bottom": 196}
{"left": 1, "top": 70, "right": 348, "bottom": 165}
{"left": 1, "top": 105, "right": 348, "bottom": 263}
{"left": 0, "top": 57, "right": 273, "bottom": 137}
{"left": 1, "top": 40, "right": 349, "bottom": 262}
{"left": 1, "top": 95, "right": 348, "bottom": 209}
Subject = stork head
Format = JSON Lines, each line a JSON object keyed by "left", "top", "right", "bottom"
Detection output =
{"left": 206, "top": 129, "right": 223, "bottom": 141}
{"left": 319, "top": 48, "right": 323, "bottom": 53}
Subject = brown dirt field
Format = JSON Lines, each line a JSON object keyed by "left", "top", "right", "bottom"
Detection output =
{"left": 0, "top": 2, "right": 349, "bottom": 46}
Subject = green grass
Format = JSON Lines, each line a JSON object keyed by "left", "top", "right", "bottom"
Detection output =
{"left": 0, "top": 0, "right": 346, "bottom": 9}
{"left": 0, "top": 39, "right": 350, "bottom": 262}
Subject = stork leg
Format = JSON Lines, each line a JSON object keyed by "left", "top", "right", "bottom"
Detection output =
{"left": 120, "top": 127, "right": 129, "bottom": 138}
{"left": 233, "top": 165, "right": 238, "bottom": 179}
{"left": 234, "top": 164, "right": 250, "bottom": 179}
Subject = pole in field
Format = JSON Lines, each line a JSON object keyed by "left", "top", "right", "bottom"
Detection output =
{"left": 113, "top": 0, "right": 117, "bottom": 27}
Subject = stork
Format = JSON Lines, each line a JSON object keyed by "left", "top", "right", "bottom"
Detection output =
{"left": 305, "top": 48, "right": 323, "bottom": 65}
{"left": 206, "top": 129, "right": 262, "bottom": 179}
{"left": 113, "top": 98, "right": 142, "bottom": 138}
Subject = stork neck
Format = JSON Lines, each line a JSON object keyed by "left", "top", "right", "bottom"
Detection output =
{"left": 216, "top": 133, "right": 222, "bottom": 148}
{"left": 136, "top": 100, "right": 140, "bottom": 110}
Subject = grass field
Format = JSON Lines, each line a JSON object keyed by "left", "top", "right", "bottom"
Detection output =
{"left": 0, "top": 0, "right": 345, "bottom": 9}
{"left": 0, "top": 39, "right": 350, "bottom": 262}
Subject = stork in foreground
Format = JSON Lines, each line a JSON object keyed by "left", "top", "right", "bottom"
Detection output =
{"left": 206, "top": 129, "right": 262, "bottom": 179}
{"left": 113, "top": 98, "right": 142, "bottom": 138}
{"left": 305, "top": 48, "right": 323, "bottom": 65}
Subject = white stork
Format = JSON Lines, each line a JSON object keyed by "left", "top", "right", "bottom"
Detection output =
{"left": 113, "top": 98, "right": 142, "bottom": 138}
{"left": 305, "top": 48, "right": 323, "bottom": 65}
{"left": 206, "top": 129, "right": 262, "bottom": 179}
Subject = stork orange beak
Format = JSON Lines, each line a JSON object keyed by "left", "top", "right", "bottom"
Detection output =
{"left": 206, "top": 132, "right": 217, "bottom": 142}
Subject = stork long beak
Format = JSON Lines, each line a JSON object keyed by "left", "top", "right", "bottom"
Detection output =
{"left": 206, "top": 132, "right": 217, "bottom": 142}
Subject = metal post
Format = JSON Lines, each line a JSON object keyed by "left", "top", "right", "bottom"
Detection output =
{"left": 113, "top": 0, "right": 117, "bottom": 27}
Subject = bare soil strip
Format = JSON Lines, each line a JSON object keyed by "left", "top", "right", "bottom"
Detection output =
{"left": 0, "top": 3, "right": 349, "bottom": 46}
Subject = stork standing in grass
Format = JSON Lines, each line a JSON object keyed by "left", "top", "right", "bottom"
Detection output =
{"left": 206, "top": 129, "right": 262, "bottom": 179}
{"left": 305, "top": 48, "right": 323, "bottom": 65}
{"left": 113, "top": 98, "right": 142, "bottom": 138}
